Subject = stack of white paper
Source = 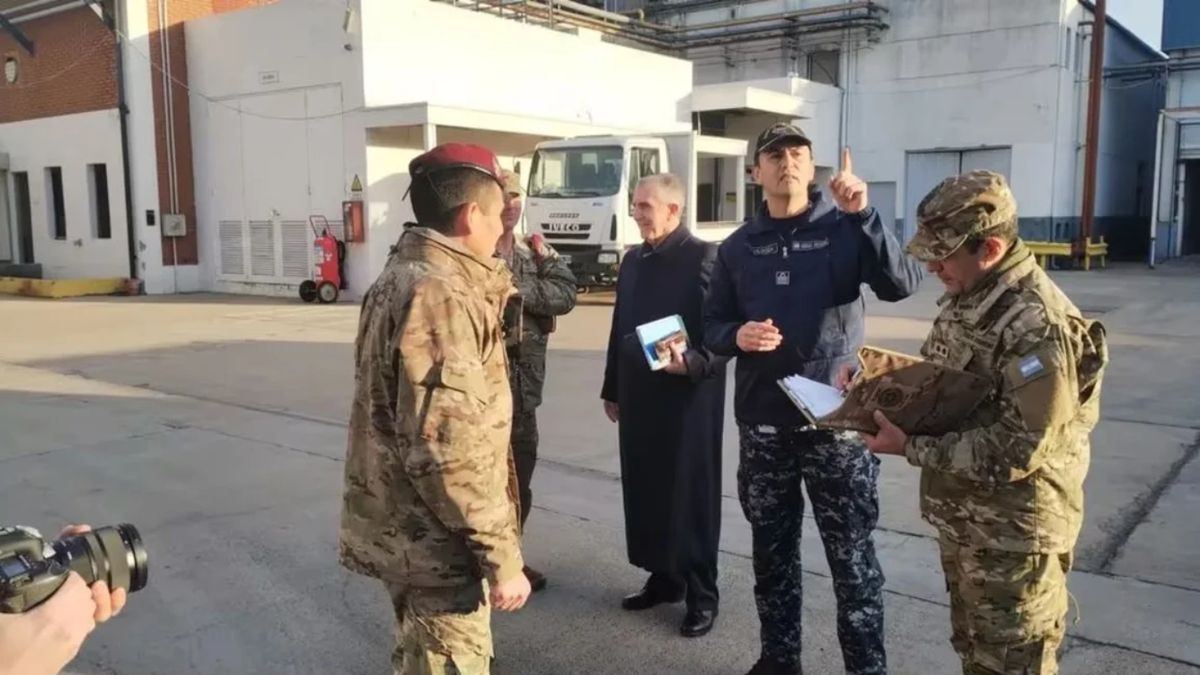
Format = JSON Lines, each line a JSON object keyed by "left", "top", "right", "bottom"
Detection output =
{"left": 778, "top": 375, "right": 845, "bottom": 421}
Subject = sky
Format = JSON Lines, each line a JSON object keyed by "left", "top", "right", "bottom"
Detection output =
{"left": 1107, "top": 0, "right": 1164, "bottom": 49}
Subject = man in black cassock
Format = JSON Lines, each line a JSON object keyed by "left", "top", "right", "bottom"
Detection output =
{"left": 600, "top": 173, "right": 728, "bottom": 639}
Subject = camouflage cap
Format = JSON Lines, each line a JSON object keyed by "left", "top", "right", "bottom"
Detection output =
{"left": 906, "top": 170, "right": 1017, "bottom": 262}
{"left": 500, "top": 169, "right": 524, "bottom": 196}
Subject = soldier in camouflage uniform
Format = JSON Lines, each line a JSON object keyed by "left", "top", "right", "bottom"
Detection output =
{"left": 495, "top": 169, "right": 577, "bottom": 592}
{"left": 339, "top": 143, "right": 531, "bottom": 675}
{"left": 705, "top": 124, "right": 923, "bottom": 675}
{"left": 863, "top": 171, "right": 1109, "bottom": 675}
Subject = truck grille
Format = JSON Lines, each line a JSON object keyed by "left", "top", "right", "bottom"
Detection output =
{"left": 540, "top": 223, "right": 592, "bottom": 241}
{"left": 547, "top": 243, "right": 600, "bottom": 254}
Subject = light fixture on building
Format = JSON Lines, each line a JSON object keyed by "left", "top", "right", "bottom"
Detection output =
{"left": 4, "top": 57, "right": 17, "bottom": 85}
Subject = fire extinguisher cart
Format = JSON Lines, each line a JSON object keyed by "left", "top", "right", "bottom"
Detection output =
{"left": 299, "top": 215, "right": 343, "bottom": 304}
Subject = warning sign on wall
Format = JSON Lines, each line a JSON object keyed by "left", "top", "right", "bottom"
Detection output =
{"left": 349, "top": 174, "right": 363, "bottom": 199}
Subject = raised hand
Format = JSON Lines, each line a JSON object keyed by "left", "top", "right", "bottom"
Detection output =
{"left": 828, "top": 147, "right": 869, "bottom": 214}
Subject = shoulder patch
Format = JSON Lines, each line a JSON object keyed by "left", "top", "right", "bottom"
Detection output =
{"left": 1018, "top": 354, "right": 1044, "bottom": 379}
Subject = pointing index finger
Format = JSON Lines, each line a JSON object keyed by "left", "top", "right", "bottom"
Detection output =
{"left": 841, "top": 146, "right": 853, "bottom": 175}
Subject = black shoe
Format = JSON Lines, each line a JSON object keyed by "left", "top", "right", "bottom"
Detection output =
{"left": 620, "top": 585, "right": 684, "bottom": 611}
{"left": 523, "top": 566, "right": 547, "bottom": 593}
{"left": 745, "top": 657, "right": 801, "bottom": 675}
{"left": 680, "top": 608, "right": 717, "bottom": 637}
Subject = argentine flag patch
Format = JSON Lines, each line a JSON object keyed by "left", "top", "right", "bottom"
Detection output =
{"left": 1019, "top": 354, "right": 1045, "bottom": 379}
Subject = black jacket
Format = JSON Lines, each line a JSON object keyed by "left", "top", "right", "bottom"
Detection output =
{"left": 703, "top": 192, "right": 923, "bottom": 425}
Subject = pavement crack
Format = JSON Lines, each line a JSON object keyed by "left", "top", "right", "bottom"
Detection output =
{"left": 531, "top": 504, "right": 596, "bottom": 524}
{"left": 0, "top": 428, "right": 175, "bottom": 465}
{"left": 191, "top": 426, "right": 343, "bottom": 464}
{"left": 1100, "top": 416, "right": 1200, "bottom": 431}
{"left": 1092, "top": 433, "right": 1200, "bottom": 572}
{"left": 1065, "top": 633, "right": 1200, "bottom": 668}
{"left": 716, "top": 545, "right": 952, "bottom": 609}
{"left": 47, "top": 368, "right": 350, "bottom": 429}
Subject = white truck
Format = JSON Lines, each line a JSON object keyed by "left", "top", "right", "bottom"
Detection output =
{"left": 523, "top": 132, "right": 748, "bottom": 288}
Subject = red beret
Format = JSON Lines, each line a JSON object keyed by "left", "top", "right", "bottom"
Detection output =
{"left": 409, "top": 143, "right": 504, "bottom": 187}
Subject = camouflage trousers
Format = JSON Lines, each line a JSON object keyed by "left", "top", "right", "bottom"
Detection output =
{"left": 512, "top": 406, "right": 539, "bottom": 528}
{"left": 385, "top": 580, "right": 492, "bottom": 675}
{"left": 737, "top": 423, "right": 886, "bottom": 675}
{"left": 939, "top": 535, "right": 1071, "bottom": 675}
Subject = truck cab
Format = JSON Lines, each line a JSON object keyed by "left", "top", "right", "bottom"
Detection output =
{"left": 524, "top": 132, "right": 746, "bottom": 288}
{"left": 524, "top": 136, "right": 665, "bottom": 287}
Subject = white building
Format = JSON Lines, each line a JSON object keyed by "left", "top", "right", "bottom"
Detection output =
{"left": 615, "top": 0, "right": 1164, "bottom": 258}
{"left": 1149, "top": 0, "right": 1200, "bottom": 262}
{"left": 186, "top": 0, "right": 702, "bottom": 297}
{"left": 1, "top": 0, "right": 1169, "bottom": 296}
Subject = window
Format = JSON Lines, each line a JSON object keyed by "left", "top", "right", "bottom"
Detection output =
{"left": 807, "top": 50, "right": 840, "bottom": 87}
{"left": 528, "top": 145, "right": 623, "bottom": 198}
{"left": 46, "top": 167, "right": 66, "bottom": 240}
{"left": 627, "top": 148, "right": 661, "bottom": 206}
{"left": 1075, "top": 28, "right": 1088, "bottom": 78}
{"left": 13, "top": 172, "right": 33, "bottom": 263}
{"left": 89, "top": 164, "right": 111, "bottom": 239}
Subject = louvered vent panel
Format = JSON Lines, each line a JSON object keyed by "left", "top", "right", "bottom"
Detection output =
{"left": 281, "top": 221, "right": 310, "bottom": 279}
{"left": 219, "top": 220, "right": 244, "bottom": 276}
{"left": 249, "top": 220, "right": 275, "bottom": 278}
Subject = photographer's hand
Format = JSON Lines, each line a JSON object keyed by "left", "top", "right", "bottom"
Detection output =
{"left": 58, "top": 525, "right": 127, "bottom": 622}
{"left": 0, "top": 572, "right": 95, "bottom": 675}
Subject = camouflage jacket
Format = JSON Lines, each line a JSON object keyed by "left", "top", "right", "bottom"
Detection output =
{"left": 339, "top": 227, "right": 523, "bottom": 587}
{"left": 501, "top": 235, "right": 577, "bottom": 410}
{"left": 905, "top": 241, "right": 1108, "bottom": 553}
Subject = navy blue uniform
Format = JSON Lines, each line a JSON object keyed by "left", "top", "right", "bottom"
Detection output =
{"left": 704, "top": 192, "right": 922, "bottom": 674}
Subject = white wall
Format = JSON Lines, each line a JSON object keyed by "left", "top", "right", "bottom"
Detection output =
{"left": 120, "top": 0, "right": 173, "bottom": 292}
{"left": 850, "top": 1, "right": 1065, "bottom": 227}
{"left": 673, "top": 0, "right": 1071, "bottom": 231}
{"left": 360, "top": 0, "right": 694, "bottom": 132}
{"left": 0, "top": 110, "right": 130, "bottom": 279}
{"left": 1175, "top": 58, "right": 1200, "bottom": 107}
{"left": 186, "top": 0, "right": 698, "bottom": 298}
{"left": 186, "top": 0, "right": 366, "bottom": 296}
{"left": 1154, "top": 59, "right": 1200, "bottom": 259}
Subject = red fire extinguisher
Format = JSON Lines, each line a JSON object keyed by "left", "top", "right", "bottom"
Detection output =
{"left": 299, "top": 217, "right": 342, "bottom": 303}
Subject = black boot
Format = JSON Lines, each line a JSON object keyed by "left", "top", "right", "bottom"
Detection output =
{"left": 680, "top": 607, "right": 717, "bottom": 637}
{"left": 745, "top": 657, "right": 802, "bottom": 675}
{"left": 620, "top": 579, "right": 683, "bottom": 611}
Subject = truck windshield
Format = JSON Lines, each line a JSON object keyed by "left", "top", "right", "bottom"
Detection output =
{"left": 529, "top": 146, "right": 623, "bottom": 198}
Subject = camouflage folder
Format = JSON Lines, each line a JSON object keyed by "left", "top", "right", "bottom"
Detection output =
{"left": 778, "top": 345, "right": 991, "bottom": 435}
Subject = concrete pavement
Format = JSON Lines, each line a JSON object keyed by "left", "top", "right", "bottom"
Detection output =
{"left": 0, "top": 259, "right": 1198, "bottom": 674}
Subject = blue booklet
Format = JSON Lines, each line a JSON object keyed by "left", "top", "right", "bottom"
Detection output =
{"left": 635, "top": 315, "right": 690, "bottom": 371}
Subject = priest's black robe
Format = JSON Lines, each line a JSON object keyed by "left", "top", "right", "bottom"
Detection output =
{"left": 600, "top": 225, "right": 728, "bottom": 608}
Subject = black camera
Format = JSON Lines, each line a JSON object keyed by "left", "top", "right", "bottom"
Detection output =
{"left": 0, "top": 524, "right": 148, "bottom": 613}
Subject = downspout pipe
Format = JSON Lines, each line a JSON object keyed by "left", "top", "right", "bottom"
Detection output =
{"left": 1078, "top": 0, "right": 1106, "bottom": 255}
{"left": 87, "top": 0, "right": 139, "bottom": 281}
{"left": 1148, "top": 108, "right": 1164, "bottom": 268}
{"left": 117, "top": 14, "right": 138, "bottom": 281}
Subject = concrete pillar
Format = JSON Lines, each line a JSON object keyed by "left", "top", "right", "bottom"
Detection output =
{"left": 119, "top": 0, "right": 165, "bottom": 292}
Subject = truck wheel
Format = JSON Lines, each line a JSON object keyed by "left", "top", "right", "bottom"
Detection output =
{"left": 317, "top": 280, "right": 339, "bottom": 304}
{"left": 299, "top": 280, "right": 318, "bottom": 303}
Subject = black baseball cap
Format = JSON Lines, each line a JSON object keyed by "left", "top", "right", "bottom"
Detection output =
{"left": 754, "top": 122, "right": 812, "bottom": 155}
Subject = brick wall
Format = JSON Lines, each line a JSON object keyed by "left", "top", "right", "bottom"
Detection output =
{"left": 1, "top": 1, "right": 275, "bottom": 270}
{"left": 0, "top": 9, "right": 118, "bottom": 124}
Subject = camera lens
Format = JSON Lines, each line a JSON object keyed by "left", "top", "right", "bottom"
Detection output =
{"left": 52, "top": 524, "right": 148, "bottom": 593}
{"left": 117, "top": 524, "right": 149, "bottom": 592}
